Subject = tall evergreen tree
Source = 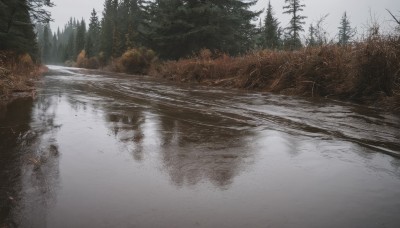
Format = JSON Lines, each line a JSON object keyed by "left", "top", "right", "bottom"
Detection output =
{"left": 100, "top": 0, "right": 117, "bottom": 59}
{"left": 51, "top": 33, "right": 58, "bottom": 62}
{"left": 66, "top": 30, "right": 75, "bottom": 60}
{"left": 86, "top": 9, "right": 101, "bottom": 57}
{"left": 42, "top": 24, "right": 51, "bottom": 62}
{"left": 124, "top": 0, "right": 150, "bottom": 48}
{"left": 75, "top": 19, "right": 86, "bottom": 57}
{"left": 306, "top": 23, "right": 316, "bottom": 47}
{"left": 1, "top": 0, "right": 43, "bottom": 59}
{"left": 263, "top": 1, "right": 280, "bottom": 49}
{"left": 147, "top": 0, "right": 260, "bottom": 59}
{"left": 283, "top": 0, "right": 307, "bottom": 49}
{"left": 338, "top": 12, "right": 355, "bottom": 45}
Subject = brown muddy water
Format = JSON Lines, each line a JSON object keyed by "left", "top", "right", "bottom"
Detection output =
{"left": 1, "top": 65, "right": 400, "bottom": 228}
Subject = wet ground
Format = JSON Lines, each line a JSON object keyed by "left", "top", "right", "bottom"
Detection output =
{"left": 1, "top": 65, "right": 400, "bottom": 228}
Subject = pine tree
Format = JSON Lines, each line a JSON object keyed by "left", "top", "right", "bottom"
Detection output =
{"left": 75, "top": 19, "right": 86, "bottom": 58}
{"left": 66, "top": 31, "right": 75, "bottom": 60}
{"left": 147, "top": 0, "right": 260, "bottom": 59}
{"left": 283, "top": 0, "right": 307, "bottom": 49}
{"left": 127, "top": 0, "right": 150, "bottom": 48}
{"left": 51, "top": 34, "right": 58, "bottom": 62}
{"left": 86, "top": 9, "right": 101, "bottom": 57}
{"left": 263, "top": 1, "right": 280, "bottom": 49}
{"left": 58, "top": 42, "right": 66, "bottom": 62}
{"left": 0, "top": 0, "right": 44, "bottom": 59}
{"left": 85, "top": 35, "right": 94, "bottom": 58}
{"left": 100, "top": 0, "right": 117, "bottom": 60}
{"left": 306, "top": 23, "right": 316, "bottom": 47}
{"left": 42, "top": 24, "right": 51, "bottom": 63}
{"left": 52, "top": 34, "right": 59, "bottom": 62}
{"left": 338, "top": 12, "right": 355, "bottom": 45}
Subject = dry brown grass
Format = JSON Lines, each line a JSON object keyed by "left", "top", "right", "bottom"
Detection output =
{"left": 76, "top": 50, "right": 100, "bottom": 69}
{"left": 0, "top": 51, "right": 46, "bottom": 102}
{"left": 151, "top": 36, "right": 400, "bottom": 110}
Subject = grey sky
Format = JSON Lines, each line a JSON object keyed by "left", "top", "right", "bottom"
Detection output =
{"left": 50, "top": 0, "right": 400, "bottom": 40}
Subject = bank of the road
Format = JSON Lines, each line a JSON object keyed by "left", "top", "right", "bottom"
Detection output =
{"left": 0, "top": 51, "right": 47, "bottom": 104}
{"left": 106, "top": 35, "right": 400, "bottom": 112}
{"left": 2, "top": 35, "right": 400, "bottom": 112}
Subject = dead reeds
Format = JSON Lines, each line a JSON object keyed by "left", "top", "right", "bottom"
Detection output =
{"left": 0, "top": 51, "right": 45, "bottom": 102}
{"left": 151, "top": 36, "right": 400, "bottom": 110}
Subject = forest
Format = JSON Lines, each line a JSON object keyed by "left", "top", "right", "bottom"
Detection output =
{"left": 37, "top": 0, "right": 361, "bottom": 65}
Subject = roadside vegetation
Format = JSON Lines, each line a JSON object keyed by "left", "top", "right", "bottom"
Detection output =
{"left": 152, "top": 36, "right": 400, "bottom": 110}
{"left": 33, "top": 0, "right": 400, "bottom": 111}
{"left": 0, "top": 0, "right": 53, "bottom": 102}
{"left": 0, "top": 51, "right": 46, "bottom": 101}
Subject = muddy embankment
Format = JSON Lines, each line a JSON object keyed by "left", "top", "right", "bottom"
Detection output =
{"left": 150, "top": 36, "right": 400, "bottom": 112}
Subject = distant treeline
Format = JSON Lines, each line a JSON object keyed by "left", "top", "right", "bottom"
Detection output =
{"left": 37, "top": 0, "right": 369, "bottom": 65}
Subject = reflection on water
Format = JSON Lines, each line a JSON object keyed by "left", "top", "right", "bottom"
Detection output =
{"left": 0, "top": 96, "right": 61, "bottom": 227}
{"left": 0, "top": 99, "right": 33, "bottom": 227}
{"left": 157, "top": 114, "right": 255, "bottom": 188}
{"left": 1, "top": 65, "right": 400, "bottom": 227}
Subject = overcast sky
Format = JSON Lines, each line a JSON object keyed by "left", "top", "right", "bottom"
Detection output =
{"left": 49, "top": 0, "right": 400, "bottom": 39}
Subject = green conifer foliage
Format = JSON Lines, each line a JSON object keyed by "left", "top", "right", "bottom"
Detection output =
{"left": 263, "top": 1, "right": 280, "bottom": 49}
{"left": 283, "top": 0, "right": 307, "bottom": 49}
{"left": 306, "top": 23, "right": 316, "bottom": 47}
{"left": 42, "top": 24, "right": 51, "bottom": 62}
{"left": 75, "top": 19, "right": 86, "bottom": 57}
{"left": 86, "top": 9, "right": 101, "bottom": 57}
{"left": 147, "top": 0, "right": 260, "bottom": 59}
{"left": 338, "top": 12, "right": 355, "bottom": 45}
{"left": 100, "top": 0, "right": 117, "bottom": 59}
{"left": 51, "top": 34, "right": 58, "bottom": 62}
{"left": 0, "top": 0, "right": 53, "bottom": 60}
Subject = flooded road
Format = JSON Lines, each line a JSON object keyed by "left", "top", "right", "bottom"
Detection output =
{"left": 1, "top": 65, "right": 400, "bottom": 227}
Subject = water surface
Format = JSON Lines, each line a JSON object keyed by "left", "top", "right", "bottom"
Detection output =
{"left": 1, "top": 66, "right": 400, "bottom": 227}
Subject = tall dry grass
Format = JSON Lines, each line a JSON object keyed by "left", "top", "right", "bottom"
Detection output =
{"left": 151, "top": 36, "right": 400, "bottom": 111}
{"left": 0, "top": 51, "right": 46, "bottom": 101}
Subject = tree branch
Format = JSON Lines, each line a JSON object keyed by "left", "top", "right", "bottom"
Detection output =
{"left": 386, "top": 9, "right": 400, "bottom": 25}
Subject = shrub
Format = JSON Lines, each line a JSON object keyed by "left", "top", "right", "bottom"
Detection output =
{"left": 76, "top": 50, "right": 99, "bottom": 69}
{"left": 19, "top": 53, "right": 34, "bottom": 70}
{"left": 152, "top": 35, "right": 400, "bottom": 110}
{"left": 64, "top": 60, "right": 76, "bottom": 67}
{"left": 76, "top": 50, "right": 87, "bottom": 68}
{"left": 117, "top": 48, "right": 156, "bottom": 74}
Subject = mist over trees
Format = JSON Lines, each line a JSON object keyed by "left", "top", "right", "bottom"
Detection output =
{"left": 33, "top": 0, "right": 400, "bottom": 65}
{"left": 38, "top": 0, "right": 264, "bottom": 63}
